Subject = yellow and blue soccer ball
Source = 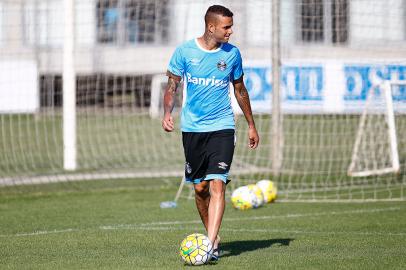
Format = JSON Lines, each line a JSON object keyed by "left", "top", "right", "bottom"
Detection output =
{"left": 256, "top": 180, "right": 278, "bottom": 203}
{"left": 231, "top": 185, "right": 256, "bottom": 210}
{"left": 247, "top": 184, "right": 265, "bottom": 208}
{"left": 179, "top": 233, "right": 213, "bottom": 265}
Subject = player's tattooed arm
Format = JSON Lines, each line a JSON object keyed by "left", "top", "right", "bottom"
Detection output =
{"left": 233, "top": 78, "right": 255, "bottom": 128}
{"left": 233, "top": 78, "right": 260, "bottom": 148}
{"left": 162, "top": 71, "right": 181, "bottom": 132}
{"left": 163, "top": 74, "right": 180, "bottom": 114}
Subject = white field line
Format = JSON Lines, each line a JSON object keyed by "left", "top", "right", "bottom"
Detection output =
{"left": 278, "top": 182, "right": 406, "bottom": 195}
{"left": 0, "top": 172, "right": 184, "bottom": 187}
{"left": 0, "top": 207, "right": 402, "bottom": 238}
{"left": 102, "top": 226, "right": 406, "bottom": 237}
{"left": 1, "top": 229, "right": 80, "bottom": 237}
{"left": 101, "top": 206, "right": 401, "bottom": 228}
{"left": 221, "top": 228, "right": 406, "bottom": 236}
{"left": 8, "top": 226, "right": 405, "bottom": 238}
{"left": 277, "top": 198, "right": 406, "bottom": 203}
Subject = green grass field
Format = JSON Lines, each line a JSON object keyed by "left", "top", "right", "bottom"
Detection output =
{"left": 1, "top": 113, "right": 405, "bottom": 197}
{"left": 1, "top": 178, "right": 405, "bottom": 269}
{"left": 0, "top": 112, "right": 405, "bottom": 268}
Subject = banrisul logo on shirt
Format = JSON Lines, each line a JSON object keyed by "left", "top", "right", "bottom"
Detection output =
{"left": 186, "top": 73, "right": 228, "bottom": 87}
{"left": 217, "top": 59, "right": 227, "bottom": 71}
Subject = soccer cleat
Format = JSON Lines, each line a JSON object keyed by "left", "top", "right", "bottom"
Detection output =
{"left": 210, "top": 247, "right": 220, "bottom": 261}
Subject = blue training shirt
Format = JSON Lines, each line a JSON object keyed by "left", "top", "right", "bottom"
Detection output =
{"left": 167, "top": 38, "right": 243, "bottom": 132}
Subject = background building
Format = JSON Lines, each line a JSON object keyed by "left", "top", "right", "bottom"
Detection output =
{"left": 1, "top": 0, "right": 405, "bottom": 75}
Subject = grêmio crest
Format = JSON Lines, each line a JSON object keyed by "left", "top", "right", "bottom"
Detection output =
{"left": 217, "top": 59, "right": 227, "bottom": 71}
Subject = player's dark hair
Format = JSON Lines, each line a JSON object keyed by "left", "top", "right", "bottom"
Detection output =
{"left": 204, "top": 5, "right": 233, "bottom": 25}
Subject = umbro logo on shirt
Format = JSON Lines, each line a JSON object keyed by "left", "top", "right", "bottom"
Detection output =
{"left": 190, "top": 58, "right": 201, "bottom": 66}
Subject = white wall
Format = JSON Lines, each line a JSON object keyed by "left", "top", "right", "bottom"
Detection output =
{"left": 280, "top": 0, "right": 296, "bottom": 45}
{"left": 24, "top": 0, "right": 64, "bottom": 47}
{"left": 0, "top": 3, "right": 2, "bottom": 47}
{"left": 246, "top": 0, "right": 271, "bottom": 46}
{"left": 172, "top": 0, "right": 225, "bottom": 44}
{"left": 76, "top": 0, "right": 95, "bottom": 46}
{"left": 350, "top": 0, "right": 405, "bottom": 44}
{"left": 0, "top": 60, "right": 38, "bottom": 113}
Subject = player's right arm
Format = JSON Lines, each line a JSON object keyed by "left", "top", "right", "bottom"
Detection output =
{"left": 162, "top": 71, "right": 181, "bottom": 132}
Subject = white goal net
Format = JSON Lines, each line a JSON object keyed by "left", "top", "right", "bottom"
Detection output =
{"left": 348, "top": 81, "right": 401, "bottom": 177}
{"left": 0, "top": 0, "right": 405, "bottom": 201}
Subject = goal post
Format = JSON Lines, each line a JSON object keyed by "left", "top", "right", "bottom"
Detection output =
{"left": 348, "top": 80, "right": 401, "bottom": 177}
{"left": 149, "top": 74, "right": 167, "bottom": 119}
{"left": 63, "top": 0, "right": 77, "bottom": 171}
{"left": 271, "top": 0, "right": 283, "bottom": 176}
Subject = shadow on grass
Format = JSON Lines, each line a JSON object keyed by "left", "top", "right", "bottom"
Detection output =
{"left": 220, "top": 238, "right": 294, "bottom": 258}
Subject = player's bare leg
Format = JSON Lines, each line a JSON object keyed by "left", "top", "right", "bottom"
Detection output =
{"left": 207, "top": 180, "right": 225, "bottom": 253}
{"left": 194, "top": 181, "right": 222, "bottom": 252}
{"left": 194, "top": 181, "right": 210, "bottom": 231}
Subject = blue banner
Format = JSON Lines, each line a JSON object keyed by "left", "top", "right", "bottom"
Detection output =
{"left": 345, "top": 65, "right": 406, "bottom": 101}
{"left": 244, "top": 65, "right": 324, "bottom": 101}
{"left": 242, "top": 62, "right": 406, "bottom": 113}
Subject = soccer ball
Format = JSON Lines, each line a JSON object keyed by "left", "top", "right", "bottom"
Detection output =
{"left": 179, "top": 233, "right": 213, "bottom": 265}
{"left": 256, "top": 180, "right": 277, "bottom": 203}
{"left": 247, "top": 184, "right": 265, "bottom": 208}
{"left": 231, "top": 185, "right": 256, "bottom": 210}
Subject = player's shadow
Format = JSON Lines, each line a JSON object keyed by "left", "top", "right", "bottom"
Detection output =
{"left": 220, "top": 238, "right": 294, "bottom": 258}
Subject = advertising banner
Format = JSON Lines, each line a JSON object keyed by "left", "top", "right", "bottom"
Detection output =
{"left": 236, "top": 60, "right": 406, "bottom": 114}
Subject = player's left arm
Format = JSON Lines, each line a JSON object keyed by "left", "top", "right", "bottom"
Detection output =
{"left": 233, "top": 77, "right": 259, "bottom": 149}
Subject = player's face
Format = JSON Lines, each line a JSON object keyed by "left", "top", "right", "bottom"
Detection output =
{"left": 213, "top": 15, "right": 233, "bottom": 43}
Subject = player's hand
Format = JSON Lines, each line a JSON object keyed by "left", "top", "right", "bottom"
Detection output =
{"left": 162, "top": 113, "right": 174, "bottom": 132}
{"left": 248, "top": 126, "right": 259, "bottom": 149}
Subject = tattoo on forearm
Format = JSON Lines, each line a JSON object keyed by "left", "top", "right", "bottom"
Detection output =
{"left": 237, "top": 86, "right": 248, "bottom": 98}
{"left": 236, "top": 86, "right": 251, "bottom": 111}
{"left": 163, "top": 77, "right": 179, "bottom": 114}
{"left": 168, "top": 78, "right": 179, "bottom": 94}
{"left": 235, "top": 85, "right": 255, "bottom": 127}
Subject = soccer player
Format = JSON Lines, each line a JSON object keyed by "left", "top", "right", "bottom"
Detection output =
{"left": 162, "top": 5, "right": 259, "bottom": 261}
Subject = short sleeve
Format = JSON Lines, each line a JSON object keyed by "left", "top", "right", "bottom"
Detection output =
{"left": 232, "top": 49, "right": 244, "bottom": 81}
{"left": 167, "top": 46, "right": 184, "bottom": 77}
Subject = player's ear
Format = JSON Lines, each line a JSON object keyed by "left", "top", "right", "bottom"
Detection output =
{"left": 208, "top": 23, "right": 215, "bottom": 34}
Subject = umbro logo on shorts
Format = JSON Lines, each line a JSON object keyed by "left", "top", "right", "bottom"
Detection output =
{"left": 185, "top": 162, "right": 192, "bottom": 174}
{"left": 218, "top": 162, "right": 228, "bottom": 170}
